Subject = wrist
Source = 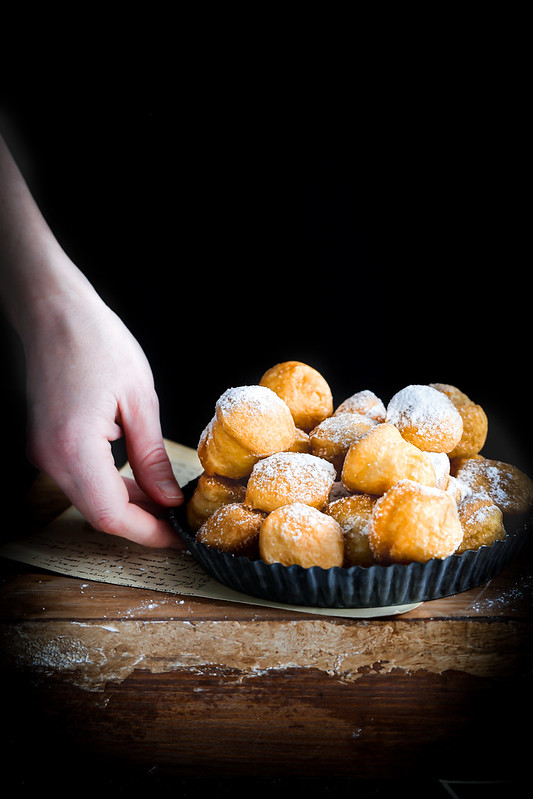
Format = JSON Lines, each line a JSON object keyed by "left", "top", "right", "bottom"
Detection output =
{"left": 14, "top": 248, "right": 105, "bottom": 348}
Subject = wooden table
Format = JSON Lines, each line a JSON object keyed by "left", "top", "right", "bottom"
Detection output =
{"left": 1, "top": 471, "right": 532, "bottom": 794}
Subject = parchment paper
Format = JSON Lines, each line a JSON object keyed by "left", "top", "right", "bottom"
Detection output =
{"left": 0, "top": 440, "right": 420, "bottom": 618}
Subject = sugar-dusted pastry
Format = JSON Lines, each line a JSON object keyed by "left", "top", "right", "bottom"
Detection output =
{"left": 325, "top": 493, "right": 377, "bottom": 567}
{"left": 455, "top": 493, "right": 506, "bottom": 554}
{"left": 186, "top": 471, "right": 247, "bottom": 531}
{"left": 449, "top": 454, "right": 484, "bottom": 476}
{"left": 259, "top": 360, "right": 333, "bottom": 432}
{"left": 288, "top": 428, "right": 312, "bottom": 454}
{"left": 333, "top": 389, "right": 387, "bottom": 422}
{"left": 341, "top": 423, "right": 436, "bottom": 496}
{"left": 386, "top": 384, "right": 463, "bottom": 453}
{"left": 427, "top": 452, "right": 451, "bottom": 490}
{"left": 309, "top": 412, "right": 377, "bottom": 474}
{"left": 453, "top": 457, "right": 533, "bottom": 515}
{"left": 430, "top": 383, "right": 488, "bottom": 458}
{"left": 196, "top": 502, "right": 266, "bottom": 557}
{"left": 198, "top": 385, "right": 297, "bottom": 478}
{"left": 259, "top": 503, "right": 344, "bottom": 568}
{"left": 445, "top": 475, "right": 470, "bottom": 504}
{"left": 369, "top": 480, "right": 464, "bottom": 564}
{"left": 245, "top": 451, "right": 336, "bottom": 513}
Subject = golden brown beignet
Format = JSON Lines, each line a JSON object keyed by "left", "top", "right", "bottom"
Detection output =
{"left": 455, "top": 493, "right": 506, "bottom": 553}
{"left": 288, "top": 428, "right": 312, "bottom": 453}
{"left": 449, "top": 454, "right": 484, "bottom": 476}
{"left": 196, "top": 502, "right": 266, "bottom": 557}
{"left": 259, "top": 360, "right": 333, "bottom": 432}
{"left": 259, "top": 503, "right": 344, "bottom": 568}
{"left": 309, "top": 412, "right": 377, "bottom": 474}
{"left": 333, "top": 389, "right": 386, "bottom": 422}
{"left": 341, "top": 423, "right": 436, "bottom": 495}
{"left": 325, "top": 494, "right": 377, "bottom": 567}
{"left": 445, "top": 475, "right": 470, "bottom": 504}
{"left": 430, "top": 383, "right": 488, "bottom": 458}
{"left": 369, "top": 480, "right": 463, "bottom": 564}
{"left": 245, "top": 451, "right": 336, "bottom": 513}
{"left": 186, "top": 471, "right": 247, "bottom": 531}
{"left": 197, "top": 416, "right": 255, "bottom": 479}
{"left": 427, "top": 452, "right": 451, "bottom": 490}
{"left": 198, "top": 385, "right": 297, "bottom": 478}
{"left": 453, "top": 457, "right": 533, "bottom": 515}
{"left": 386, "top": 384, "right": 463, "bottom": 453}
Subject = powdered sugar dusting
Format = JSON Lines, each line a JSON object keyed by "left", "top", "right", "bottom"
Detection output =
{"left": 386, "top": 385, "right": 460, "bottom": 434}
{"left": 482, "top": 463, "right": 516, "bottom": 508}
{"left": 385, "top": 385, "right": 463, "bottom": 452}
{"left": 335, "top": 390, "right": 387, "bottom": 421}
{"left": 276, "top": 502, "right": 329, "bottom": 529}
{"left": 395, "top": 478, "right": 451, "bottom": 501}
{"left": 268, "top": 503, "right": 342, "bottom": 548}
{"left": 217, "top": 385, "right": 286, "bottom": 417}
{"left": 247, "top": 451, "right": 336, "bottom": 510}
{"left": 455, "top": 458, "right": 533, "bottom": 514}
{"left": 250, "top": 452, "right": 336, "bottom": 493}
{"left": 311, "top": 413, "right": 376, "bottom": 448}
{"left": 427, "top": 452, "right": 450, "bottom": 489}
{"left": 468, "top": 573, "right": 533, "bottom": 615}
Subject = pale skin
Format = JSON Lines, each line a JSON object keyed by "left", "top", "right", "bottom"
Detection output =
{"left": 0, "top": 131, "right": 184, "bottom": 548}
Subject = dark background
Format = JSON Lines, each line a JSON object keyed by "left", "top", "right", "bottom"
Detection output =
{"left": 1, "top": 65, "right": 531, "bottom": 507}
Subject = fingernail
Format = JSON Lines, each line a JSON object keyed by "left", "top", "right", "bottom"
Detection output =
{"left": 156, "top": 479, "right": 184, "bottom": 500}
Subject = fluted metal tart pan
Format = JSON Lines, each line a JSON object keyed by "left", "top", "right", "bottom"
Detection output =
{"left": 169, "top": 478, "right": 530, "bottom": 609}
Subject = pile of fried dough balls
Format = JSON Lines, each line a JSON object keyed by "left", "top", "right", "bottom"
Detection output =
{"left": 186, "top": 361, "right": 533, "bottom": 569}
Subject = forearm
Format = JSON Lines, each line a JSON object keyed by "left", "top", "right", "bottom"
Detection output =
{"left": 0, "top": 132, "right": 99, "bottom": 341}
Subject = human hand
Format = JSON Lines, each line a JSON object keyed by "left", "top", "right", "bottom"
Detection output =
{"left": 24, "top": 285, "right": 184, "bottom": 548}
{"left": 0, "top": 130, "right": 184, "bottom": 547}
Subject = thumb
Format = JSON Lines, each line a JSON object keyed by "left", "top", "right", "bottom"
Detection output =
{"left": 122, "top": 397, "right": 184, "bottom": 507}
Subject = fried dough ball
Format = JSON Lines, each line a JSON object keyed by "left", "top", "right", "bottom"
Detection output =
{"left": 198, "top": 385, "right": 297, "bottom": 478}
{"left": 430, "top": 383, "right": 488, "bottom": 458}
{"left": 196, "top": 502, "right": 266, "bottom": 557}
{"left": 453, "top": 457, "right": 533, "bottom": 515}
{"left": 325, "top": 494, "right": 377, "bottom": 567}
{"left": 259, "top": 360, "right": 333, "bottom": 432}
{"left": 455, "top": 494, "right": 506, "bottom": 554}
{"left": 341, "top": 423, "right": 436, "bottom": 496}
{"left": 386, "top": 384, "right": 463, "bottom": 453}
{"left": 259, "top": 503, "right": 344, "bottom": 568}
{"left": 369, "top": 480, "right": 464, "bottom": 564}
{"left": 186, "top": 472, "right": 247, "bottom": 532}
{"left": 245, "top": 451, "right": 336, "bottom": 513}
{"left": 445, "top": 475, "right": 470, "bottom": 504}
{"left": 449, "top": 454, "right": 484, "bottom": 476}
{"left": 309, "top": 412, "right": 377, "bottom": 474}
{"left": 427, "top": 452, "right": 451, "bottom": 490}
{"left": 198, "top": 416, "right": 254, "bottom": 479}
{"left": 288, "top": 428, "right": 312, "bottom": 454}
{"left": 333, "top": 389, "right": 387, "bottom": 422}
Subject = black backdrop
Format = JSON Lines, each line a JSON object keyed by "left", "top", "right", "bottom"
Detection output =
{"left": 1, "top": 72, "right": 531, "bottom": 509}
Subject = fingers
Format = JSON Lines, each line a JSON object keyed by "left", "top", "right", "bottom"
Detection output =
{"left": 120, "top": 391, "right": 184, "bottom": 508}
{"left": 82, "top": 454, "right": 184, "bottom": 548}
{"left": 79, "top": 389, "right": 184, "bottom": 546}
{"left": 45, "top": 435, "right": 184, "bottom": 549}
